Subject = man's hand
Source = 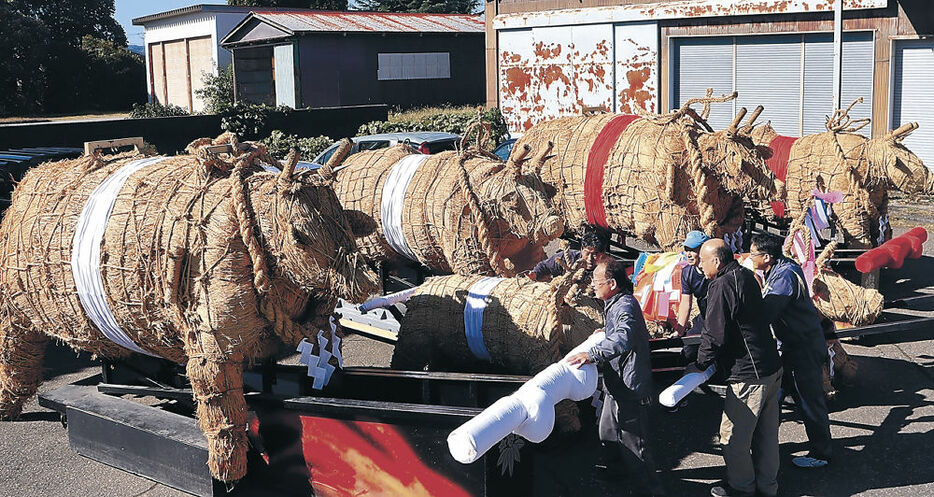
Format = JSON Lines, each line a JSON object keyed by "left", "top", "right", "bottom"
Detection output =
{"left": 565, "top": 352, "right": 592, "bottom": 369}
{"left": 673, "top": 322, "right": 687, "bottom": 337}
{"left": 527, "top": 271, "right": 539, "bottom": 281}
{"left": 683, "top": 362, "right": 703, "bottom": 375}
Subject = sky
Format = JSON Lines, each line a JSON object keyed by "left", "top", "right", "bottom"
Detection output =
{"left": 115, "top": 0, "right": 226, "bottom": 46}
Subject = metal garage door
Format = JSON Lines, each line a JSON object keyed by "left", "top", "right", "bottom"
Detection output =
{"left": 672, "top": 32, "right": 874, "bottom": 137}
{"left": 892, "top": 39, "right": 934, "bottom": 169}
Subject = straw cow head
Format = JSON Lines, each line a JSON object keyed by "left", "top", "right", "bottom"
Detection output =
{"left": 473, "top": 147, "right": 565, "bottom": 267}
{"left": 696, "top": 106, "right": 784, "bottom": 203}
{"left": 866, "top": 122, "right": 934, "bottom": 195}
{"left": 249, "top": 162, "right": 379, "bottom": 308}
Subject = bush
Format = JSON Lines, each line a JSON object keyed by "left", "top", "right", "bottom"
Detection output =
{"left": 357, "top": 106, "right": 509, "bottom": 150}
{"left": 260, "top": 130, "right": 333, "bottom": 162}
{"left": 195, "top": 66, "right": 234, "bottom": 114}
{"left": 128, "top": 101, "right": 189, "bottom": 119}
{"left": 220, "top": 103, "right": 293, "bottom": 140}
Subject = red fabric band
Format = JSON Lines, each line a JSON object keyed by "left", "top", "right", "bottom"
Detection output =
{"left": 765, "top": 135, "right": 798, "bottom": 218}
{"left": 585, "top": 114, "right": 641, "bottom": 228}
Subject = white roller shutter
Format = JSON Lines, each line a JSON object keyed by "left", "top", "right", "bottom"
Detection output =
{"left": 672, "top": 37, "right": 734, "bottom": 129}
{"left": 802, "top": 32, "right": 874, "bottom": 136}
{"left": 892, "top": 39, "right": 934, "bottom": 170}
{"left": 839, "top": 32, "right": 874, "bottom": 135}
{"left": 673, "top": 32, "right": 874, "bottom": 137}
{"left": 735, "top": 35, "right": 801, "bottom": 137}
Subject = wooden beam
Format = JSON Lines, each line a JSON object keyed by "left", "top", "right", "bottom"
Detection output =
{"left": 83, "top": 137, "right": 145, "bottom": 156}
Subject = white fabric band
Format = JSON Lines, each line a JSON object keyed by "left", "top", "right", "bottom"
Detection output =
{"left": 447, "top": 331, "right": 605, "bottom": 464}
{"left": 358, "top": 287, "right": 417, "bottom": 313}
{"left": 71, "top": 157, "right": 170, "bottom": 357}
{"left": 464, "top": 277, "right": 504, "bottom": 361}
{"left": 380, "top": 154, "right": 428, "bottom": 262}
{"left": 658, "top": 365, "right": 716, "bottom": 407}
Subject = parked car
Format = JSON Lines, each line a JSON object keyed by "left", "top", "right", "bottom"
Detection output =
{"left": 310, "top": 132, "right": 461, "bottom": 167}
{"left": 492, "top": 138, "right": 516, "bottom": 161}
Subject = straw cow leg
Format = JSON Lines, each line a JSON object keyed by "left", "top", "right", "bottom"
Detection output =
{"left": 0, "top": 314, "right": 49, "bottom": 419}
{"left": 184, "top": 329, "right": 249, "bottom": 482}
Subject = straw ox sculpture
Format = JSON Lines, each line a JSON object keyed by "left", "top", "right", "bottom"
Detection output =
{"left": 388, "top": 260, "right": 602, "bottom": 432}
{"left": 509, "top": 93, "right": 783, "bottom": 249}
{"left": 751, "top": 98, "right": 934, "bottom": 247}
{"left": 0, "top": 134, "right": 379, "bottom": 482}
{"left": 326, "top": 127, "right": 564, "bottom": 277}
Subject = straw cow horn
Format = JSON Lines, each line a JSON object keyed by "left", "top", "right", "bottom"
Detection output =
{"left": 727, "top": 107, "right": 748, "bottom": 135}
{"left": 530, "top": 141, "right": 554, "bottom": 177}
{"left": 318, "top": 138, "right": 353, "bottom": 181}
{"left": 885, "top": 122, "right": 918, "bottom": 142}
{"left": 740, "top": 105, "right": 764, "bottom": 132}
{"left": 507, "top": 144, "right": 531, "bottom": 180}
{"left": 278, "top": 148, "right": 299, "bottom": 186}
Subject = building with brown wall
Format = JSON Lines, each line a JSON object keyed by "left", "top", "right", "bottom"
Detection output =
{"left": 485, "top": 0, "right": 934, "bottom": 166}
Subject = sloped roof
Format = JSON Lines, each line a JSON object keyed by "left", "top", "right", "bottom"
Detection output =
{"left": 222, "top": 10, "right": 483, "bottom": 44}
{"left": 132, "top": 4, "right": 255, "bottom": 25}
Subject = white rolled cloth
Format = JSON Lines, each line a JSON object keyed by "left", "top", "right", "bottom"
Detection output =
{"left": 658, "top": 365, "right": 716, "bottom": 408}
{"left": 447, "top": 331, "right": 605, "bottom": 464}
{"left": 358, "top": 287, "right": 417, "bottom": 312}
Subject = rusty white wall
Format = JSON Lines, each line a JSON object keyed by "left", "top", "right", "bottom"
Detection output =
{"left": 498, "top": 22, "right": 658, "bottom": 133}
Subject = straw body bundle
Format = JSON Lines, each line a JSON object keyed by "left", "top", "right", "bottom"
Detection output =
{"left": 0, "top": 139, "right": 378, "bottom": 482}
{"left": 331, "top": 146, "right": 564, "bottom": 276}
{"left": 811, "top": 268, "right": 883, "bottom": 327}
{"left": 752, "top": 120, "right": 934, "bottom": 247}
{"left": 511, "top": 109, "right": 779, "bottom": 250}
{"left": 391, "top": 272, "right": 602, "bottom": 432}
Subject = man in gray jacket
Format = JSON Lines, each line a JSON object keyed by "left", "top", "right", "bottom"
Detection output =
{"left": 567, "top": 259, "right": 664, "bottom": 496}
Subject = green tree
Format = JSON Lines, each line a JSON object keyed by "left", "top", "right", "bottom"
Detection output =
{"left": 14, "top": 0, "right": 126, "bottom": 46}
{"left": 7, "top": 0, "right": 134, "bottom": 113}
{"left": 227, "top": 0, "right": 348, "bottom": 10}
{"left": 77, "top": 36, "right": 147, "bottom": 112}
{"left": 355, "top": 0, "right": 479, "bottom": 14}
{"left": 0, "top": 1, "right": 50, "bottom": 116}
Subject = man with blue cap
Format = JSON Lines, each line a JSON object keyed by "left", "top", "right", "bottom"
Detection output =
{"left": 676, "top": 230, "right": 711, "bottom": 362}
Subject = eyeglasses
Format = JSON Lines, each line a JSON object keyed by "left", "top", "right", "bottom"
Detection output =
{"left": 591, "top": 278, "right": 613, "bottom": 287}
{"left": 749, "top": 251, "right": 767, "bottom": 258}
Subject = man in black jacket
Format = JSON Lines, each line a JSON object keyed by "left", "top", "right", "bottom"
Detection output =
{"left": 566, "top": 259, "right": 664, "bottom": 496}
{"left": 749, "top": 234, "right": 832, "bottom": 468}
{"left": 686, "top": 239, "right": 783, "bottom": 497}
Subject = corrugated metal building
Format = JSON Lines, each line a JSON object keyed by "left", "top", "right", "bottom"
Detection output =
{"left": 133, "top": 5, "right": 256, "bottom": 113}
{"left": 220, "top": 11, "right": 485, "bottom": 109}
{"left": 486, "top": 0, "right": 934, "bottom": 165}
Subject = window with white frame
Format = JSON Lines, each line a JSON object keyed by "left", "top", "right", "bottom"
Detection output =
{"left": 377, "top": 52, "right": 451, "bottom": 81}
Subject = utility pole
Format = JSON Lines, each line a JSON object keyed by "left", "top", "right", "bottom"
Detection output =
{"left": 832, "top": 0, "right": 843, "bottom": 110}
